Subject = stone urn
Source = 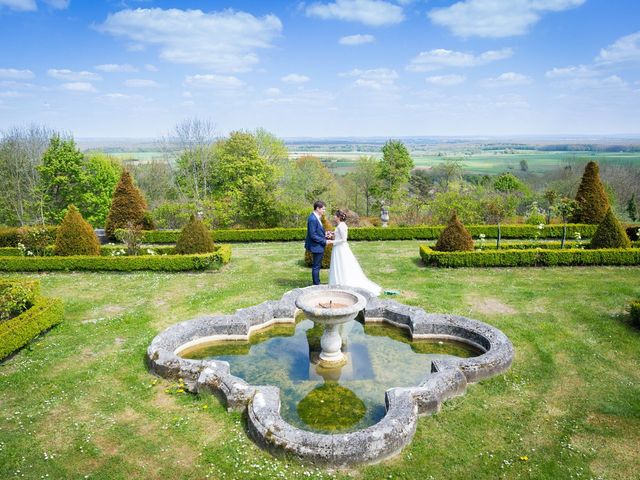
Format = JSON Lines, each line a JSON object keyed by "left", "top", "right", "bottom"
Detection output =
{"left": 295, "top": 289, "right": 366, "bottom": 368}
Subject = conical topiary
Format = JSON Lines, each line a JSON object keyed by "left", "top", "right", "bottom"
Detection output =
{"left": 105, "top": 170, "right": 150, "bottom": 240}
{"left": 435, "top": 212, "right": 474, "bottom": 252}
{"left": 54, "top": 205, "right": 101, "bottom": 256}
{"left": 174, "top": 215, "right": 214, "bottom": 254}
{"left": 571, "top": 161, "right": 609, "bottom": 224}
{"left": 590, "top": 207, "right": 631, "bottom": 249}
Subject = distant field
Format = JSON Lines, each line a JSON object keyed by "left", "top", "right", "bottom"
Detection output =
{"left": 291, "top": 150, "right": 640, "bottom": 175}
{"left": 95, "top": 149, "right": 640, "bottom": 176}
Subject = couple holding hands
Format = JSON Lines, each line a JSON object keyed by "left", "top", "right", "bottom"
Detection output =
{"left": 304, "top": 200, "right": 381, "bottom": 296}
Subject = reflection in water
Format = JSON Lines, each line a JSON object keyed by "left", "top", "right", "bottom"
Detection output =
{"left": 182, "top": 319, "right": 481, "bottom": 433}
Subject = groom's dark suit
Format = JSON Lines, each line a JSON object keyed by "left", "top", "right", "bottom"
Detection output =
{"left": 305, "top": 212, "right": 326, "bottom": 285}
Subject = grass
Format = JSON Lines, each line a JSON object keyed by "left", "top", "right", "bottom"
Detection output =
{"left": 1, "top": 240, "right": 639, "bottom": 479}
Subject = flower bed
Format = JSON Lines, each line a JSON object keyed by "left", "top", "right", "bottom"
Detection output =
{"left": 0, "top": 245, "right": 231, "bottom": 272}
{"left": 0, "top": 280, "right": 63, "bottom": 359}
{"left": 419, "top": 245, "right": 640, "bottom": 268}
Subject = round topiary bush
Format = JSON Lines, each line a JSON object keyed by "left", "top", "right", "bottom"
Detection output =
{"left": 175, "top": 215, "right": 214, "bottom": 254}
{"left": 105, "top": 170, "right": 150, "bottom": 240}
{"left": 590, "top": 207, "right": 631, "bottom": 249}
{"left": 435, "top": 212, "right": 474, "bottom": 252}
{"left": 54, "top": 205, "right": 101, "bottom": 256}
{"left": 571, "top": 161, "right": 610, "bottom": 224}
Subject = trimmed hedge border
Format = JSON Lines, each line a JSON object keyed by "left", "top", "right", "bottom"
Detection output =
{"left": 0, "top": 245, "right": 231, "bottom": 272}
{"left": 133, "top": 224, "right": 621, "bottom": 244}
{"left": 0, "top": 293, "right": 63, "bottom": 359}
{"left": 0, "top": 226, "right": 57, "bottom": 247}
{"left": 476, "top": 240, "right": 640, "bottom": 250}
{"left": 2, "top": 224, "right": 637, "bottom": 246}
{"left": 419, "top": 245, "right": 640, "bottom": 268}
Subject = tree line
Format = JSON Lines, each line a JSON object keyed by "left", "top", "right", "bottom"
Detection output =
{"left": 1, "top": 120, "right": 639, "bottom": 230}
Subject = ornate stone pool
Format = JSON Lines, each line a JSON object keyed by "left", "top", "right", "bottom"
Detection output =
{"left": 147, "top": 285, "right": 514, "bottom": 466}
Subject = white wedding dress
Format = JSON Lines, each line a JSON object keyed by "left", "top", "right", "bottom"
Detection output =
{"left": 329, "top": 222, "right": 382, "bottom": 296}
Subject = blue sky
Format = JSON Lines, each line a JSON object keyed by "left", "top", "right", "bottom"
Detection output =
{"left": 0, "top": 0, "right": 639, "bottom": 138}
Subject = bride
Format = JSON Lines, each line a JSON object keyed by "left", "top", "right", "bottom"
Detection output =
{"left": 328, "top": 210, "right": 382, "bottom": 296}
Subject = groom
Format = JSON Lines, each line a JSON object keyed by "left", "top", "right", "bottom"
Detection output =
{"left": 305, "top": 200, "right": 332, "bottom": 285}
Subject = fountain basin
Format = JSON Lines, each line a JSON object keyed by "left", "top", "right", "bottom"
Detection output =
{"left": 147, "top": 285, "right": 514, "bottom": 466}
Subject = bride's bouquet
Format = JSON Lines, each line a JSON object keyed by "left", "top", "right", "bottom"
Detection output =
{"left": 325, "top": 230, "right": 334, "bottom": 240}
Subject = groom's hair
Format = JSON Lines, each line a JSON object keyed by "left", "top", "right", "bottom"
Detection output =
{"left": 313, "top": 200, "right": 325, "bottom": 210}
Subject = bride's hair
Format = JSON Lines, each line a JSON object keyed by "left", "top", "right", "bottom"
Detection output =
{"left": 335, "top": 209, "right": 347, "bottom": 222}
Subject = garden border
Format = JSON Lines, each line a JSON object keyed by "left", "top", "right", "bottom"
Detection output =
{"left": 420, "top": 245, "right": 640, "bottom": 267}
{"left": 0, "top": 245, "right": 231, "bottom": 272}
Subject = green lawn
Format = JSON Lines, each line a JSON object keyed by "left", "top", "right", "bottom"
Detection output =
{"left": 1, "top": 241, "right": 639, "bottom": 479}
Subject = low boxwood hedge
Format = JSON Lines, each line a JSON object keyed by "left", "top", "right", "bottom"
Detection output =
{"left": 476, "top": 240, "right": 640, "bottom": 250}
{"left": 0, "top": 226, "right": 58, "bottom": 247}
{"left": 100, "top": 245, "right": 176, "bottom": 256}
{"left": 419, "top": 245, "right": 640, "bottom": 268}
{"left": 629, "top": 299, "right": 640, "bottom": 328}
{"left": 134, "top": 223, "right": 608, "bottom": 244}
{"left": 0, "top": 281, "right": 63, "bottom": 359}
{"left": 0, "top": 245, "right": 231, "bottom": 272}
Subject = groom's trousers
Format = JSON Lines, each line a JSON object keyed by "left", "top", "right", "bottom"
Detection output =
{"left": 311, "top": 252, "right": 323, "bottom": 285}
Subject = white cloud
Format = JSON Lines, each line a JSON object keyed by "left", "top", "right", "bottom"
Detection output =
{"left": 306, "top": 0, "right": 404, "bottom": 27}
{"left": 482, "top": 72, "right": 532, "bottom": 87}
{"left": 407, "top": 48, "right": 512, "bottom": 72}
{"left": 124, "top": 78, "right": 160, "bottom": 88}
{"left": 0, "top": 91, "right": 25, "bottom": 98}
{"left": 341, "top": 68, "right": 398, "bottom": 89}
{"left": 98, "top": 8, "right": 282, "bottom": 73}
{"left": 48, "top": 69, "right": 101, "bottom": 81}
{"left": 0, "top": 0, "right": 36, "bottom": 11}
{"left": 43, "top": 0, "right": 69, "bottom": 9}
{"left": 144, "top": 64, "right": 158, "bottom": 72}
{"left": 426, "top": 74, "right": 466, "bottom": 86}
{"left": 493, "top": 93, "right": 529, "bottom": 108}
{"left": 281, "top": 73, "right": 310, "bottom": 84}
{"left": 265, "top": 87, "right": 281, "bottom": 97}
{"left": 184, "top": 74, "right": 245, "bottom": 89}
{"left": 0, "top": 0, "right": 69, "bottom": 10}
{"left": 0, "top": 68, "right": 35, "bottom": 79}
{"left": 95, "top": 63, "right": 138, "bottom": 73}
{"left": 259, "top": 88, "right": 334, "bottom": 106}
{"left": 339, "top": 34, "right": 375, "bottom": 46}
{"left": 545, "top": 64, "right": 597, "bottom": 78}
{"left": 596, "top": 31, "right": 640, "bottom": 64}
{"left": 429, "top": 0, "right": 585, "bottom": 38}
{"left": 61, "top": 82, "right": 97, "bottom": 93}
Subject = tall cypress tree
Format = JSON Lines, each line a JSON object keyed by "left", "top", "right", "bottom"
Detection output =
{"left": 570, "top": 161, "right": 609, "bottom": 224}
{"left": 105, "top": 171, "right": 149, "bottom": 239}
{"left": 627, "top": 193, "right": 638, "bottom": 222}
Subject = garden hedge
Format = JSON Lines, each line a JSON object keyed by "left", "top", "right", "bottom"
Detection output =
{"left": 0, "top": 281, "right": 63, "bottom": 359}
{"left": 629, "top": 299, "right": 640, "bottom": 328}
{"left": 3, "top": 223, "right": 638, "bottom": 246}
{"left": 0, "top": 226, "right": 57, "bottom": 247}
{"left": 419, "top": 245, "right": 640, "bottom": 268}
{"left": 0, "top": 245, "right": 231, "bottom": 272}
{"left": 134, "top": 224, "right": 614, "bottom": 244}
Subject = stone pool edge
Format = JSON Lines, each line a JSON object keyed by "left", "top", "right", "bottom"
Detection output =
{"left": 146, "top": 285, "right": 514, "bottom": 467}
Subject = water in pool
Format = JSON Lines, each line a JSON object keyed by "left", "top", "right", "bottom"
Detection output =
{"left": 181, "top": 318, "right": 481, "bottom": 432}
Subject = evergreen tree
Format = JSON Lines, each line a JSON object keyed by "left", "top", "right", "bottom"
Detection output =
{"left": 627, "top": 193, "right": 638, "bottom": 222}
{"left": 105, "top": 170, "right": 150, "bottom": 240}
{"left": 571, "top": 161, "right": 609, "bottom": 224}
{"left": 435, "top": 211, "right": 474, "bottom": 252}
{"left": 590, "top": 207, "right": 631, "bottom": 249}
{"left": 54, "top": 205, "right": 100, "bottom": 256}
{"left": 175, "top": 215, "right": 214, "bottom": 254}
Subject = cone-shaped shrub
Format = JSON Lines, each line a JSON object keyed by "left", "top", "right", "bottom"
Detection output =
{"left": 175, "top": 215, "right": 214, "bottom": 254}
{"left": 571, "top": 161, "right": 609, "bottom": 224}
{"left": 435, "top": 212, "right": 474, "bottom": 251}
{"left": 105, "top": 170, "right": 150, "bottom": 239}
{"left": 590, "top": 207, "right": 631, "bottom": 249}
{"left": 54, "top": 205, "right": 101, "bottom": 256}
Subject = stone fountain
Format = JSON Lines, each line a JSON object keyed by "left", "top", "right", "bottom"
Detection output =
{"left": 295, "top": 288, "right": 366, "bottom": 368}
